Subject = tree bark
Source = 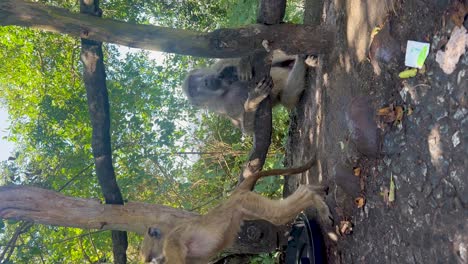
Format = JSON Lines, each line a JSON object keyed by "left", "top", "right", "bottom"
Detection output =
{"left": 0, "top": 185, "right": 285, "bottom": 254}
{"left": 257, "top": 0, "right": 286, "bottom": 24}
{"left": 0, "top": 185, "right": 195, "bottom": 234}
{"left": 0, "top": 0, "right": 334, "bottom": 58}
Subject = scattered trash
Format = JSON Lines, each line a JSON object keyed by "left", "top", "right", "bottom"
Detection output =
{"left": 405, "top": 40, "right": 430, "bottom": 68}
{"left": 436, "top": 26, "right": 468, "bottom": 74}
{"left": 399, "top": 68, "right": 418, "bottom": 78}
{"left": 338, "top": 141, "right": 345, "bottom": 150}
{"left": 452, "top": 131, "right": 461, "bottom": 147}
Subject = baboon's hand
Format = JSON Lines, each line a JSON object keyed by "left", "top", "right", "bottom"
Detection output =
{"left": 250, "top": 77, "right": 273, "bottom": 101}
{"left": 304, "top": 55, "right": 318, "bottom": 67}
{"left": 245, "top": 77, "right": 273, "bottom": 112}
{"left": 238, "top": 57, "right": 253, "bottom": 81}
{"left": 306, "top": 185, "right": 333, "bottom": 226}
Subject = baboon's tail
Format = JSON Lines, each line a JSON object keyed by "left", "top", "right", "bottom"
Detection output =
{"left": 238, "top": 157, "right": 316, "bottom": 191}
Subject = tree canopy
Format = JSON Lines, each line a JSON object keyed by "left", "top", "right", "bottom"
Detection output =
{"left": 0, "top": 0, "right": 306, "bottom": 263}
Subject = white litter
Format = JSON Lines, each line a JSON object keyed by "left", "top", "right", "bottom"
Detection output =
{"left": 405, "top": 40, "right": 430, "bottom": 68}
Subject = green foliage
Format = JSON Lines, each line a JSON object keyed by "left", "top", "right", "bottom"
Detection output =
{"left": 101, "top": 0, "right": 228, "bottom": 31}
{"left": 218, "top": 0, "right": 305, "bottom": 27}
{"left": 0, "top": 0, "right": 305, "bottom": 263}
{"left": 219, "top": 0, "right": 258, "bottom": 27}
{"left": 285, "top": 0, "right": 306, "bottom": 23}
{"left": 250, "top": 252, "right": 281, "bottom": 264}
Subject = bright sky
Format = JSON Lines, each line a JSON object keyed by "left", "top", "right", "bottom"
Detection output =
{"left": 0, "top": 106, "right": 14, "bottom": 161}
{"left": 117, "top": 46, "right": 166, "bottom": 65}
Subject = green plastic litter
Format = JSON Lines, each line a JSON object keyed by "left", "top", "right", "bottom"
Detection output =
{"left": 417, "top": 45, "right": 428, "bottom": 67}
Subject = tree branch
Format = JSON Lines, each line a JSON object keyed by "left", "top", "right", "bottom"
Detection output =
{"left": 0, "top": 185, "right": 195, "bottom": 234}
{"left": 0, "top": 0, "right": 334, "bottom": 58}
{"left": 0, "top": 222, "right": 32, "bottom": 263}
{"left": 0, "top": 185, "right": 285, "bottom": 254}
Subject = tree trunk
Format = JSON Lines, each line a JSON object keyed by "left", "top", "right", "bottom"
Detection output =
{"left": 0, "top": 0, "right": 334, "bottom": 58}
{"left": 0, "top": 185, "right": 286, "bottom": 254}
{"left": 79, "top": 0, "right": 128, "bottom": 262}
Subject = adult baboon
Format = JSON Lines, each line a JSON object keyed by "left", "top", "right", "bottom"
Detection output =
{"left": 182, "top": 51, "right": 310, "bottom": 134}
{"left": 140, "top": 152, "right": 331, "bottom": 263}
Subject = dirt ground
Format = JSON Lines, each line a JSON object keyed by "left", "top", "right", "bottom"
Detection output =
{"left": 285, "top": 0, "right": 467, "bottom": 263}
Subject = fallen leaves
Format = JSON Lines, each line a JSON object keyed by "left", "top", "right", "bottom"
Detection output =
{"left": 447, "top": 0, "right": 468, "bottom": 27}
{"left": 394, "top": 106, "right": 404, "bottom": 125}
{"left": 353, "top": 167, "right": 361, "bottom": 177}
{"left": 381, "top": 186, "right": 390, "bottom": 205}
{"left": 407, "top": 106, "right": 413, "bottom": 116}
{"left": 338, "top": 220, "right": 353, "bottom": 235}
{"left": 377, "top": 104, "right": 408, "bottom": 125}
{"left": 353, "top": 166, "right": 366, "bottom": 208}
{"left": 380, "top": 173, "right": 396, "bottom": 206}
{"left": 355, "top": 196, "right": 366, "bottom": 208}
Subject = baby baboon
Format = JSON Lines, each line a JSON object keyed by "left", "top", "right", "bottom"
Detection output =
{"left": 182, "top": 51, "right": 309, "bottom": 134}
{"left": 140, "top": 159, "right": 331, "bottom": 264}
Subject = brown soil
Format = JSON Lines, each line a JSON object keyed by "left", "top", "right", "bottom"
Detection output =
{"left": 286, "top": 0, "right": 467, "bottom": 263}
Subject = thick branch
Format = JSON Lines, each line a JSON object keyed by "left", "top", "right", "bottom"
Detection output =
{"left": 0, "top": 0, "right": 334, "bottom": 58}
{"left": 240, "top": 0, "right": 283, "bottom": 181}
{"left": 0, "top": 186, "right": 285, "bottom": 254}
{"left": 0, "top": 185, "right": 195, "bottom": 234}
{"left": 241, "top": 51, "right": 273, "bottom": 181}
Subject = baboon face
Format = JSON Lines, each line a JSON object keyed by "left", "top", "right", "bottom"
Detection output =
{"left": 140, "top": 227, "right": 164, "bottom": 263}
{"left": 148, "top": 227, "right": 162, "bottom": 239}
{"left": 186, "top": 71, "right": 223, "bottom": 95}
{"left": 183, "top": 66, "right": 241, "bottom": 106}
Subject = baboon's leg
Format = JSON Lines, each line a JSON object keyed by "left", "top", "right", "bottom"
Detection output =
{"left": 240, "top": 185, "right": 327, "bottom": 225}
{"left": 280, "top": 55, "right": 308, "bottom": 108}
{"left": 163, "top": 237, "right": 188, "bottom": 264}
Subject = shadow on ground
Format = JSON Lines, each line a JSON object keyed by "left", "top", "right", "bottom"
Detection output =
{"left": 286, "top": 0, "right": 467, "bottom": 263}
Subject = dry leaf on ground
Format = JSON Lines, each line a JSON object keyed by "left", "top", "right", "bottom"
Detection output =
{"left": 355, "top": 196, "right": 366, "bottom": 208}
